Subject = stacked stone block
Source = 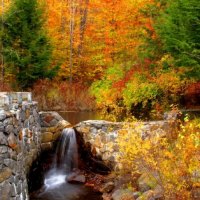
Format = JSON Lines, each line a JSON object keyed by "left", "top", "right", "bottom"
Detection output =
{"left": 39, "top": 111, "right": 71, "bottom": 151}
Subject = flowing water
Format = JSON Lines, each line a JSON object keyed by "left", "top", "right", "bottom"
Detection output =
{"left": 30, "top": 127, "right": 102, "bottom": 200}
{"left": 55, "top": 128, "right": 78, "bottom": 172}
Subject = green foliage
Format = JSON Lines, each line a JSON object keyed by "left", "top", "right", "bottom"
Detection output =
{"left": 90, "top": 64, "right": 125, "bottom": 104}
{"left": 123, "top": 74, "right": 161, "bottom": 109}
{"left": 1, "top": 0, "right": 57, "bottom": 89}
{"left": 155, "top": 0, "right": 200, "bottom": 79}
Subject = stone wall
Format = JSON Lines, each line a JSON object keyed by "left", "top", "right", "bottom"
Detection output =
{"left": 0, "top": 92, "right": 41, "bottom": 200}
{"left": 74, "top": 119, "right": 178, "bottom": 170}
{"left": 39, "top": 111, "right": 71, "bottom": 151}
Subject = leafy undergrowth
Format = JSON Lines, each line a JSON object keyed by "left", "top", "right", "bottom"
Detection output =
{"left": 31, "top": 79, "right": 96, "bottom": 111}
{"left": 118, "top": 118, "right": 200, "bottom": 199}
{"left": 0, "top": 81, "right": 12, "bottom": 92}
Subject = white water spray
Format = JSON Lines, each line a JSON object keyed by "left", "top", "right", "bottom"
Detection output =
{"left": 44, "top": 128, "right": 78, "bottom": 190}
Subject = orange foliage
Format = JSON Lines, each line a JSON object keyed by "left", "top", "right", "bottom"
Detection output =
{"left": 45, "top": 0, "right": 155, "bottom": 82}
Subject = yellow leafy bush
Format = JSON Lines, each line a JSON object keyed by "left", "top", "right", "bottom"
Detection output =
{"left": 118, "top": 118, "right": 200, "bottom": 199}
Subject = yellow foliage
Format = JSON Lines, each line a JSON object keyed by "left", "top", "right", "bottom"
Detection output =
{"left": 117, "top": 119, "right": 200, "bottom": 199}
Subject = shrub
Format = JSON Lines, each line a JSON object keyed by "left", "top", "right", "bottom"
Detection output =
{"left": 118, "top": 118, "right": 200, "bottom": 199}
{"left": 32, "top": 79, "right": 95, "bottom": 111}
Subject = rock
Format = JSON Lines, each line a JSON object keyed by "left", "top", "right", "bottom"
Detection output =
{"left": 99, "top": 181, "right": 115, "bottom": 193}
{"left": 25, "top": 109, "right": 30, "bottom": 118}
{"left": 0, "top": 167, "right": 12, "bottom": 183}
{"left": 136, "top": 190, "right": 155, "bottom": 200}
{"left": 137, "top": 173, "right": 157, "bottom": 193}
{"left": 39, "top": 111, "right": 65, "bottom": 127}
{"left": 153, "top": 185, "right": 163, "bottom": 199}
{"left": 0, "top": 182, "right": 12, "bottom": 200}
{"left": 94, "top": 135, "right": 102, "bottom": 148}
{"left": 0, "top": 122, "right": 4, "bottom": 131}
{"left": 57, "top": 120, "right": 71, "bottom": 129}
{"left": 0, "top": 146, "right": 8, "bottom": 153}
{"left": 112, "top": 189, "right": 135, "bottom": 200}
{"left": 4, "top": 159, "right": 17, "bottom": 173}
{"left": 0, "top": 132, "right": 8, "bottom": 145}
{"left": 8, "top": 133, "right": 18, "bottom": 150}
{"left": 5, "top": 124, "right": 14, "bottom": 134}
{"left": 3, "top": 117, "right": 13, "bottom": 126}
{"left": 0, "top": 112, "right": 6, "bottom": 121}
{"left": 67, "top": 171, "right": 86, "bottom": 184}
{"left": 41, "top": 132, "right": 53, "bottom": 143}
{"left": 102, "top": 193, "right": 112, "bottom": 200}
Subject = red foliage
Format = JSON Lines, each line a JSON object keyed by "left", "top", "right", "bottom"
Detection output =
{"left": 112, "top": 68, "right": 134, "bottom": 91}
{"left": 0, "top": 81, "right": 12, "bottom": 92}
{"left": 184, "top": 82, "right": 200, "bottom": 108}
{"left": 31, "top": 79, "right": 96, "bottom": 111}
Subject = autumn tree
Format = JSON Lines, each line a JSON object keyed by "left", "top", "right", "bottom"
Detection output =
{"left": 1, "top": 0, "right": 56, "bottom": 89}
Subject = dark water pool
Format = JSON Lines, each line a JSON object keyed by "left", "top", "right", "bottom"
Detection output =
{"left": 30, "top": 183, "right": 102, "bottom": 200}
{"left": 58, "top": 111, "right": 102, "bottom": 125}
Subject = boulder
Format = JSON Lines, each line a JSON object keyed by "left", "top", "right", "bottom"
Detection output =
{"left": 136, "top": 190, "right": 155, "bottom": 200}
{"left": 137, "top": 173, "right": 157, "bottom": 192}
{"left": 112, "top": 189, "right": 135, "bottom": 200}
{"left": 67, "top": 170, "right": 86, "bottom": 184}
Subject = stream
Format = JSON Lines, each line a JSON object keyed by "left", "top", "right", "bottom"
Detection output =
{"left": 30, "top": 112, "right": 103, "bottom": 200}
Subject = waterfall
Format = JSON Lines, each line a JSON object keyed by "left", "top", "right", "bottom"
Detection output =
{"left": 55, "top": 128, "right": 78, "bottom": 172}
{"left": 44, "top": 128, "right": 79, "bottom": 189}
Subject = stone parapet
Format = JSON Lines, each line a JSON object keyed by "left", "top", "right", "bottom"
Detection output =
{"left": 75, "top": 119, "right": 178, "bottom": 170}
{"left": 0, "top": 92, "right": 41, "bottom": 200}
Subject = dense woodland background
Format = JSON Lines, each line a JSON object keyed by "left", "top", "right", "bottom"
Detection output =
{"left": 0, "top": 1, "right": 200, "bottom": 199}
{"left": 0, "top": 0, "right": 200, "bottom": 118}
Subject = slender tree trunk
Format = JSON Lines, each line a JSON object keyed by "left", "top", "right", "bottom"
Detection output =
{"left": 61, "top": 0, "right": 67, "bottom": 33}
{"left": 69, "top": 0, "right": 76, "bottom": 84}
{"left": 78, "top": 0, "right": 89, "bottom": 57}
{"left": 1, "top": 0, "right": 4, "bottom": 84}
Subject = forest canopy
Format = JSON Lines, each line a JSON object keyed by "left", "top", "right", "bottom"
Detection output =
{"left": 0, "top": 0, "right": 199, "bottom": 115}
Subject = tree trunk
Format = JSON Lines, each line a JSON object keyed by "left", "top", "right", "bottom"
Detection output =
{"left": 69, "top": 0, "right": 76, "bottom": 84}
{"left": 1, "top": 0, "right": 4, "bottom": 84}
{"left": 78, "top": 0, "right": 89, "bottom": 57}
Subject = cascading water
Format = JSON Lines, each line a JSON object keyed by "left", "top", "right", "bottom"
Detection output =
{"left": 44, "top": 128, "right": 79, "bottom": 189}
{"left": 55, "top": 128, "right": 78, "bottom": 172}
{"left": 32, "top": 128, "right": 86, "bottom": 200}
